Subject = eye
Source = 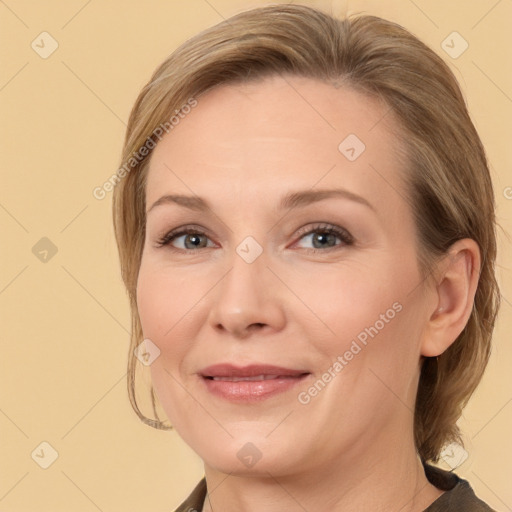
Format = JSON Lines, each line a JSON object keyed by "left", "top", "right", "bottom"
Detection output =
{"left": 155, "top": 226, "right": 215, "bottom": 250}
{"left": 293, "top": 223, "right": 354, "bottom": 252}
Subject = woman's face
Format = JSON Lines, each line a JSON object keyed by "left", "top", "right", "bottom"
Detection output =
{"left": 137, "top": 75, "right": 435, "bottom": 476}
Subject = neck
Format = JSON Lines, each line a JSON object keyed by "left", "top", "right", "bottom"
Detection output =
{"left": 201, "top": 427, "right": 443, "bottom": 512}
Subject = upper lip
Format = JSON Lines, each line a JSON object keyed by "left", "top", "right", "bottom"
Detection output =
{"left": 199, "top": 363, "right": 310, "bottom": 378}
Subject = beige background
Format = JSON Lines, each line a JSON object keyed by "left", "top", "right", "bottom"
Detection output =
{"left": 0, "top": 0, "right": 511, "bottom": 510}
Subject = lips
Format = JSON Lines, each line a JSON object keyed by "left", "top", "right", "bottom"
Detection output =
{"left": 199, "top": 364, "right": 310, "bottom": 402}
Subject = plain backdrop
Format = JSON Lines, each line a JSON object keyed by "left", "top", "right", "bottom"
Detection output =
{"left": 0, "top": 1, "right": 511, "bottom": 511}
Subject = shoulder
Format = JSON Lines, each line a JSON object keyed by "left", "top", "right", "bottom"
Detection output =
{"left": 172, "top": 477, "right": 207, "bottom": 512}
{"left": 423, "top": 463, "right": 497, "bottom": 512}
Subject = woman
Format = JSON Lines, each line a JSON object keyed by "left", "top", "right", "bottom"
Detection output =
{"left": 112, "top": 4, "right": 500, "bottom": 511}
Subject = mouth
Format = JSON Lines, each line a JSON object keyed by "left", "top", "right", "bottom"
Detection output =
{"left": 199, "top": 364, "right": 311, "bottom": 402}
{"left": 206, "top": 374, "right": 299, "bottom": 382}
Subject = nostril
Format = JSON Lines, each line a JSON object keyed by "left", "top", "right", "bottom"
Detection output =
{"left": 250, "top": 323, "right": 265, "bottom": 330}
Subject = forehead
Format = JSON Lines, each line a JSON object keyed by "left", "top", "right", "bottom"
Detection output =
{"left": 145, "top": 75, "right": 408, "bottom": 212}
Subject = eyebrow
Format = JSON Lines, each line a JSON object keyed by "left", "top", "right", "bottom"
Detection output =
{"left": 146, "top": 188, "right": 376, "bottom": 215}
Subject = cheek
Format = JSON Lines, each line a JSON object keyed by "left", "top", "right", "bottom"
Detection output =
{"left": 291, "top": 262, "right": 403, "bottom": 350}
{"left": 136, "top": 263, "right": 202, "bottom": 430}
{"left": 136, "top": 262, "right": 194, "bottom": 364}
{"left": 136, "top": 269, "right": 166, "bottom": 339}
{"left": 295, "top": 260, "right": 422, "bottom": 399}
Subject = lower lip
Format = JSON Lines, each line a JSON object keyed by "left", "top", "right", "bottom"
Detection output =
{"left": 201, "top": 374, "right": 310, "bottom": 402}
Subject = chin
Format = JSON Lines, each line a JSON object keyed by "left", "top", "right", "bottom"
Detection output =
{"left": 198, "top": 435, "right": 299, "bottom": 476}
{"left": 204, "top": 454, "right": 284, "bottom": 477}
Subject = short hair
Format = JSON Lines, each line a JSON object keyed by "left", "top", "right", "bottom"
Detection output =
{"left": 112, "top": 4, "right": 500, "bottom": 463}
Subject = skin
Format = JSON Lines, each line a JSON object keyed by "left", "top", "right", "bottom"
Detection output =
{"left": 136, "top": 75, "right": 481, "bottom": 511}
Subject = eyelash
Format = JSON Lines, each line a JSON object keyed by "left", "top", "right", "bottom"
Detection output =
{"left": 154, "top": 223, "right": 354, "bottom": 253}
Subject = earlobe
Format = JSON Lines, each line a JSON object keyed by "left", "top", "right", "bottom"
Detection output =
{"left": 420, "top": 239, "right": 481, "bottom": 358}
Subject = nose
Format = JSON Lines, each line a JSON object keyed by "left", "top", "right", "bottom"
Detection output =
{"left": 207, "top": 248, "right": 286, "bottom": 339}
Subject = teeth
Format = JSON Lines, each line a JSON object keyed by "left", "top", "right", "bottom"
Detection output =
{"left": 211, "top": 374, "right": 284, "bottom": 382}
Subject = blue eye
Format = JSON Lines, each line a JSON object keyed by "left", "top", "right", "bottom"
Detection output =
{"left": 294, "top": 223, "right": 354, "bottom": 251}
{"left": 156, "top": 227, "right": 214, "bottom": 250}
{"left": 155, "top": 223, "right": 354, "bottom": 253}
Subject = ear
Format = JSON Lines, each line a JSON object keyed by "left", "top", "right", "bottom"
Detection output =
{"left": 420, "top": 238, "right": 481, "bottom": 357}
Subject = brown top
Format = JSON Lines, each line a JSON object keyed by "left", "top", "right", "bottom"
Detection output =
{"left": 173, "top": 463, "right": 496, "bottom": 511}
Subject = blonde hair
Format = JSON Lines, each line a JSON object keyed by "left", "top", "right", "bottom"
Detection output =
{"left": 112, "top": 4, "right": 500, "bottom": 463}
